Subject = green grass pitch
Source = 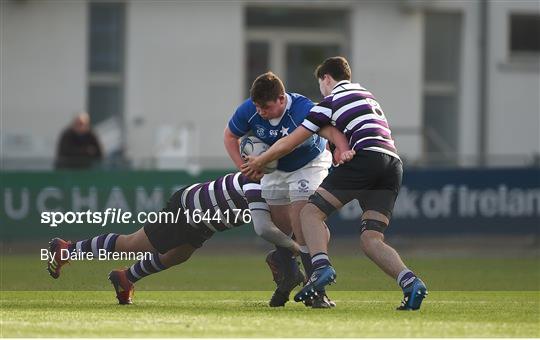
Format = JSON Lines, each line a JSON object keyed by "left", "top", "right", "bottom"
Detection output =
{"left": 1, "top": 254, "right": 539, "bottom": 337}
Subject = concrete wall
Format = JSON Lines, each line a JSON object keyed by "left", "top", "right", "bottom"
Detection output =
{"left": 124, "top": 1, "right": 243, "bottom": 168}
{"left": 351, "top": 1, "right": 424, "bottom": 163}
{"left": 487, "top": 0, "right": 540, "bottom": 165}
{"left": 1, "top": 0, "right": 87, "bottom": 167}
{"left": 2, "top": 0, "right": 538, "bottom": 169}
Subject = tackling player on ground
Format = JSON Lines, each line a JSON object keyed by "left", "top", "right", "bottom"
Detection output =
{"left": 47, "top": 172, "right": 303, "bottom": 305}
{"left": 243, "top": 57, "right": 428, "bottom": 310}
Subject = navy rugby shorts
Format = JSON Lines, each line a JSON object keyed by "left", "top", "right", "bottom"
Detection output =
{"left": 143, "top": 188, "right": 214, "bottom": 253}
{"left": 320, "top": 150, "right": 403, "bottom": 219}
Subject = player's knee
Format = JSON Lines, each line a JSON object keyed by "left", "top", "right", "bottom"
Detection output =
{"left": 360, "top": 233, "right": 382, "bottom": 253}
{"left": 163, "top": 251, "right": 192, "bottom": 267}
{"left": 359, "top": 220, "right": 386, "bottom": 251}
{"left": 117, "top": 233, "right": 136, "bottom": 249}
{"left": 300, "top": 202, "right": 326, "bottom": 222}
{"left": 173, "top": 255, "right": 190, "bottom": 266}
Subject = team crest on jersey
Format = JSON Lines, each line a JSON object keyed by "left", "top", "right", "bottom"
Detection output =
{"left": 366, "top": 98, "right": 385, "bottom": 118}
{"left": 298, "top": 179, "right": 309, "bottom": 193}
{"left": 255, "top": 125, "right": 266, "bottom": 138}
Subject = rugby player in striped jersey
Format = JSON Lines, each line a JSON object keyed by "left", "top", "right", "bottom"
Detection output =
{"left": 243, "top": 57, "right": 428, "bottom": 311}
{"left": 47, "top": 173, "right": 304, "bottom": 306}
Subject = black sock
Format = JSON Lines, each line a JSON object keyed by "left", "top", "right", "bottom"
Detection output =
{"left": 274, "top": 246, "right": 295, "bottom": 275}
{"left": 299, "top": 251, "right": 313, "bottom": 278}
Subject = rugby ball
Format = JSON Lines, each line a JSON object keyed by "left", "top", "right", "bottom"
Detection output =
{"left": 239, "top": 136, "right": 278, "bottom": 174}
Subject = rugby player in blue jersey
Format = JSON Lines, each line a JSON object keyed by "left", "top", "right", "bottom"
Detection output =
{"left": 224, "top": 72, "right": 352, "bottom": 308}
{"left": 243, "top": 57, "right": 428, "bottom": 311}
{"left": 47, "top": 173, "right": 303, "bottom": 305}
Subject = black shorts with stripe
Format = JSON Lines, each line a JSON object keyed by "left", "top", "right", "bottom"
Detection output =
{"left": 143, "top": 188, "right": 215, "bottom": 254}
{"left": 320, "top": 150, "right": 403, "bottom": 219}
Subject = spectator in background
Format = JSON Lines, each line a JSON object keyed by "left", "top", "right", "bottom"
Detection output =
{"left": 55, "top": 112, "right": 103, "bottom": 169}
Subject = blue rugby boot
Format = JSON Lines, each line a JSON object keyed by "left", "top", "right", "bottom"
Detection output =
{"left": 397, "top": 277, "right": 428, "bottom": 310}
{"left": 311, "top": 292, "right": 337, "bottom": 309}
{"left": 294, "top": 265, "right": 336, "bottom": 303}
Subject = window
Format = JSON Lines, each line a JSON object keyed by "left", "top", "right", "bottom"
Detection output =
{"left": 246, "top": 7, "right": 346, "bottom": 30}
{"left": 89, "top": 3, "right": 124, "bottom": 73}
{"left": 245, "top": 6, "right": 348, "bottom": 101}
{"left": 87, "top": 2, "right": 125, "bottom": 157}
{"left": 246, "top": 41, "right": 270, "bottom": 91}
{"left": 423, "top": 12, "right": 463, "bottom": 165}
{"left": 510, "top": 14, "right": 540, "bottom": 55}
{"left": 286, "top": 44, "right": 341, "bottom": 100}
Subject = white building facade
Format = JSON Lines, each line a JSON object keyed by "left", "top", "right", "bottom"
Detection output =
{"left": 2, "top": 0, "right": 539, "bottom": 170}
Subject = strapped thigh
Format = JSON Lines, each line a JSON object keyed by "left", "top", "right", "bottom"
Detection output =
{"left": 308, "top": 191, "right": 338, "bottom": 217}
{"left": 359, "top": 219, "right": 388, "bottom": 235}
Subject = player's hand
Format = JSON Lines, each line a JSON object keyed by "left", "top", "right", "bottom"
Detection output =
{"left": 242, "top": 155, "right": 263, "bottom": 171}
{"left": 333, "top": 148, "right": 355, "bottom": 164}
{"left": 340, "top": 149, "right": 355, "bottom": 163}
{"left": 241, "top": 156, "right": 264, "bottom": 181}
{"left": 241, "top": 167, "right": 264, "bottom": 181}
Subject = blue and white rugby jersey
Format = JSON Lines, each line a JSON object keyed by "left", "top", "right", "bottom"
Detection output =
{"left": 228, "top": 93, "right": 327, "bottom": 172}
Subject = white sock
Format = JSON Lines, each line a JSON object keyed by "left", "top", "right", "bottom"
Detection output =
{"left": 299, "top": 245, "right": 309, "bottom": 254}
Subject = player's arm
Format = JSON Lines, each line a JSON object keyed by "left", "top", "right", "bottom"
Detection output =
{"left": 318, "top": 125, "right": 355, "bottom": 164}
{"left": 241, "top": 175, "right": 300, "bottom": 253}
{"left": 242, "top": 126, "right": 313, "bottom": 175}
{"left": 223, "top": 126, "right": 245, "bottom": 170}
{"left": 225, "top": 102, "right": 257, "bottom": 170}
{"left": 318, "top": 125, "right": 349, "bottom": 152}
{"left": 251, "top": 209, "right": 300, "bottom": 254}
{"left": 242, "top": 98, "right": 336, "bottom": 175}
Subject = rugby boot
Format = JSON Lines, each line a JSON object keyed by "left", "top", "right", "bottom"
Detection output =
{"left": 311, "top": 292, "right": 337, "bottom": 308}
{"left": 267, "top": 251, "right": 305, "bottom": 307}
{"left": 397, "top": 277, "right": 428, "bottom": 311}
{"left": 47, "top": 238, "right": 71, "bottom": 279}
{"left": 108, "top": 269, "right": 135, "bottom": 305}
{"left": 294, "top": 265, "right": 336, "bottom": 303}
{"left": 265, "top": 250, "right": 283, "bottom": 285}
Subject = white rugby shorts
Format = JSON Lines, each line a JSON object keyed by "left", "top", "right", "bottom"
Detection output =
{"left": 261, "top": 149, "right": 332, "bottom": 204}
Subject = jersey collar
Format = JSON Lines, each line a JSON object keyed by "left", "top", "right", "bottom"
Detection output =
{"left": 284, "top": 92, "right": 292, "bottom": 112}
{"left": 331, "top": 80, "right": 351, "bottom": 94}
{"left": 268, "top": 93, "right": 292, "bottom": 126}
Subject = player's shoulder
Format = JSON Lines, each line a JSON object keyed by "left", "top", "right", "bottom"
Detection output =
{"left": 289, "top": 92, "right": 315, "bottom": 113}
{"left": 234, "top": 98, "right": 257, "bottom": 118}
{"left": 289, "top": 92, "right": 314, "bottom": 106}
{"left": 319, "top": 94, "right": 335, "bottom": 106}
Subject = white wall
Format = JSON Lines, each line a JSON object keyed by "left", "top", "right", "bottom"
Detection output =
{"left": 1, "top": 0, "right": 87, "bottom": 167}
{"left": 2, "top": 0, "right": 538, "bottom": 169}
{"left": 420, "top": 0, "right": 482, "bottom": 166}
{"left": 350, "top": 1, "right": 424, "bottom": 163}
{"left": 394, "top": 0, "right": 540, "bottom": 166}
{"left": 124, "top": 1, "right": 244, "bottom": 168}
{"left": 487, "top": 0, "right": 540, "bottom": 165}
{"left": 457, "top": 2, "right": 482, "bottom": 166}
